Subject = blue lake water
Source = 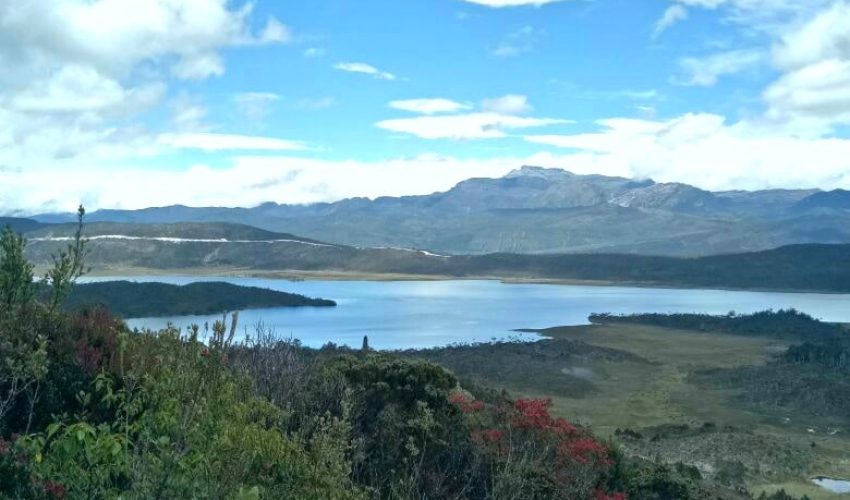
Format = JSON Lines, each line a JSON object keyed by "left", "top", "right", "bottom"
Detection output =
{"left": 812, "top": 477, "right": 850, "bottom": 494}
{"left": 81, "top": 276, "right": 850, "bottom": 350}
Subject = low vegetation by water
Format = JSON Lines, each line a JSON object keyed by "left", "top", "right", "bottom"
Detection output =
{"left": 409, "top": 313, "right": 850, "bottom": 499}
{"left": 589, "top": 310, "right": 846, "bottom": 340}
{"left": 64, "top": 280, "right": 335, "bottom": 318}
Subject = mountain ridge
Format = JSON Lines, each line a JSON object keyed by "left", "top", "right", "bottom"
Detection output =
{"left": 21, "top": 166, "right": 850, "bottom": 256}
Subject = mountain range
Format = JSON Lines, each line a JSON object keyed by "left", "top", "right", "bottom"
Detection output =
{"left": 24, "top": 166, "right": 850, "bottom": 256}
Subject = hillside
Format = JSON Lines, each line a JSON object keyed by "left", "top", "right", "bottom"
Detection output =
{"left": 0, "top": 217, "right": 48, "bottom": 234}
{"left": 20, "top": 222, "right": 850, "bottom": 292}
{"left": 65, "top": 281, "right": 335, "bottom": 318}
{"left": 28, "top": 166, "right": 850, "bottom": 256}
{"left": 26, "top": 221, "right": 329, "bottom": 244}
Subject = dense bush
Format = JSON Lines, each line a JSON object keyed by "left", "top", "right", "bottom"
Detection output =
{"left": 64, "top": 280, "right": 335, "bottom": 318}
{"left": 784, "top": 338, "right": 850, "bottom": 373}
{"left": 590, "top": 309, "right": 844, "bottom": 340}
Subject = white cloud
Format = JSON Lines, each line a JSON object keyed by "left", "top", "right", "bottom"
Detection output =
{"left": 297, "top": 97, "right": 335, "bottom": 110}
{"left": 462, "top": 0, "right": 565, "bottom": 7}
{"left": 524, "top": 112, "right": 850, "bottom": 191}
{"left": 773, "top": 2, "right": 850, "bottom": 69}
{"left": 389, "top": 99, "right": 471, "bottom": 115}
{"left": 763, "top": 2, "right": 850, "bottom": 130}
{"left": 659, "top": 1, "right": 850, "bottom": 131}
{"left": 765, "top": 60, "right": 850, "bottom": 130}
{"left": 376, "top": 112, "right": 567, "bottom": 140}
{"left": 333, "top": 62, "right": 397, "bottom": 80}
{"left": 491, "top": 26, "right": 544, "bottom": 57}
{"left": 303, "top": 47, "right": 327, "bottom": 58}
{"left": 667, "top": 0, "right": 834, "bottom": 32}
{"left": 675, "top": 0, "right": 726, "bottom": 8}
{"left": 257, "top": 18, "right": 293, "bottom": 44}
{"left": 9, "top": 65, "right": 165, "bottom": 115}
{"left": 0, "top": 0, "right": 293, "bottom": 190}
{"left": 0, "top": 155, "right": 533, "bottom": 213}
{"left": 10, "top": 127, "right": 850, "bottom": 214}
{"left": 480, "top": 94, "right": 532, "bottom": 115}
{"left": 158, "top": 133, "right": 307, "bottom": 152}
{"left": 654, "top": 5, "right": 688, "bottom": 37}
{"left": 674, "top": 49, "right": 764, "bottom": 86}
{"left": 617, "top": 90, "right": 661, "bottom": 100}
{"left": 233, "top": 92, "right": 280, "bottom": 120}
{"left": 0, "top": 0, "right": 291, "bottom": 82}
{"left": 169, "top": 95, "right": 210, "bottom": 132}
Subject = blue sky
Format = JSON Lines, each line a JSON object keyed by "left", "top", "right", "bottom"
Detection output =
{"left": 2, "top": 0, "right": 850, "bottom": 212}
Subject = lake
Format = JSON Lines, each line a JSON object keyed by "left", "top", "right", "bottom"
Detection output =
{"left": 80, "top": 276, "right": 850, "bottom": 350}
{"left": 812, "top": 477, "right": 850, "bottom": 494}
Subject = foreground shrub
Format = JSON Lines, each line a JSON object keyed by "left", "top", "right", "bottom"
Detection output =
{"left": 16, "top": 330, "right": 364, "bottom": 499}
{"left": 451, "top": 393, "right": 622, "bottom": 499}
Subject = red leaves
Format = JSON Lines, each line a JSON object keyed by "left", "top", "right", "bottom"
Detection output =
{"left": 453, "top": 395, "right": 617, "bottom": 497}
{"left": 594, "top": 489, "right": 628, "bottom": 500}
{"left": 559, "top": 438, "right": 610, "bottom": 466}
{"left": 482, "top": 428, "right": 504, "bottom": 443}
{"left": 448, "top": 392, "right": 484, "bottom": 413}
{"left": 43, "top": 481, "right": 67, "bottom": 499}
{"left": 0, "top": 437, "right": 9, "bottom": 456}
{"left": 513, "top": 398, "right": 579, "bottom": 437}
{"left": 74, "top": 343, "right": 104, "bottom": 375}
{"left": 68, "top": 306, "right": 121, "bottom": 374}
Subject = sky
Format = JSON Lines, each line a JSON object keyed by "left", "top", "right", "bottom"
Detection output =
{"left": 2, "top": 0, "right": 850, "bottom": 213}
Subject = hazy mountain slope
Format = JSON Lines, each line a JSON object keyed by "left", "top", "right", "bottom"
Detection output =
{"left": 27, "top": 166, "right": 850, "bottom": 256}
{"left": 27, "top": 221, "right": 327, "bottom": 244}
{"left": 18, "top": 222, "right": 850, "bottom": 292}
{"left": 0, "top": 217, "right": 48, "bottom": 234}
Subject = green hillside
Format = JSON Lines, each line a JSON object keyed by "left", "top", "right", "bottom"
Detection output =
{"left": 65, "top": 281, "right": 335, "bottom": 318}
{"left": 22, "top": 221, "right": 850, "bottom": 292}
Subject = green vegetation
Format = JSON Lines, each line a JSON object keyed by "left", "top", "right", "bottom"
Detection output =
{"left": 590, "top": 310, "right": 845, "bottom": 340}
{"left": 408, "top": 318, "right": 848, "bottom": 498}
{"left": 594, "top": 311, "right": 850, "bottom": 429}
{"left": 64, "top": 281, "right": 335, "bottom": 318}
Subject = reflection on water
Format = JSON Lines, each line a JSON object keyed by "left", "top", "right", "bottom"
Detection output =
{"left": 812, "top": 477, "right": 850, "bottom": 493}
{"left": 80, "top": 276, "right": 850, "bottom": 350}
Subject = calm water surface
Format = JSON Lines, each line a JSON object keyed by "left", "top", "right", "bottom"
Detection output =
{"left": 812, "top": 477, "right": 850, "bottom": 494}
{"left": 82, "top": 276, "right": 850, "bottom": 350}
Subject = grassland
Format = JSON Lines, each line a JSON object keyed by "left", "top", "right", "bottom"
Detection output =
{"left": 405, "top": 323, "right": 850, "bottom": 498}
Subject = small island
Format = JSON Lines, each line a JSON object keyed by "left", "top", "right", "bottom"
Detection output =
{"left": 65, "top": 281, "right": 336, "bottom": 318}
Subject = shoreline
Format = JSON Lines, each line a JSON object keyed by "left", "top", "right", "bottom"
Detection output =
{"left": 53, "top": 265, "right": 850, "bottom": 296}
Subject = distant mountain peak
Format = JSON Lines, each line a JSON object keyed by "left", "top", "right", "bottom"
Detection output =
{"left": 504, "top": 165, "right": 575, "bottom": 180}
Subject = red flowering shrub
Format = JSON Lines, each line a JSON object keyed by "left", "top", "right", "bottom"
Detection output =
{"left": 448, "top": 392, "right": 485, "bottom": 413}
{"left": 452, "top": 395, "right": 626, "bottom": 499}
{"left": 560, "top": 438, "right": 612, "bottom": 466}
{"left": 65, "top": 307, "right": 122, "bottom": 374}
